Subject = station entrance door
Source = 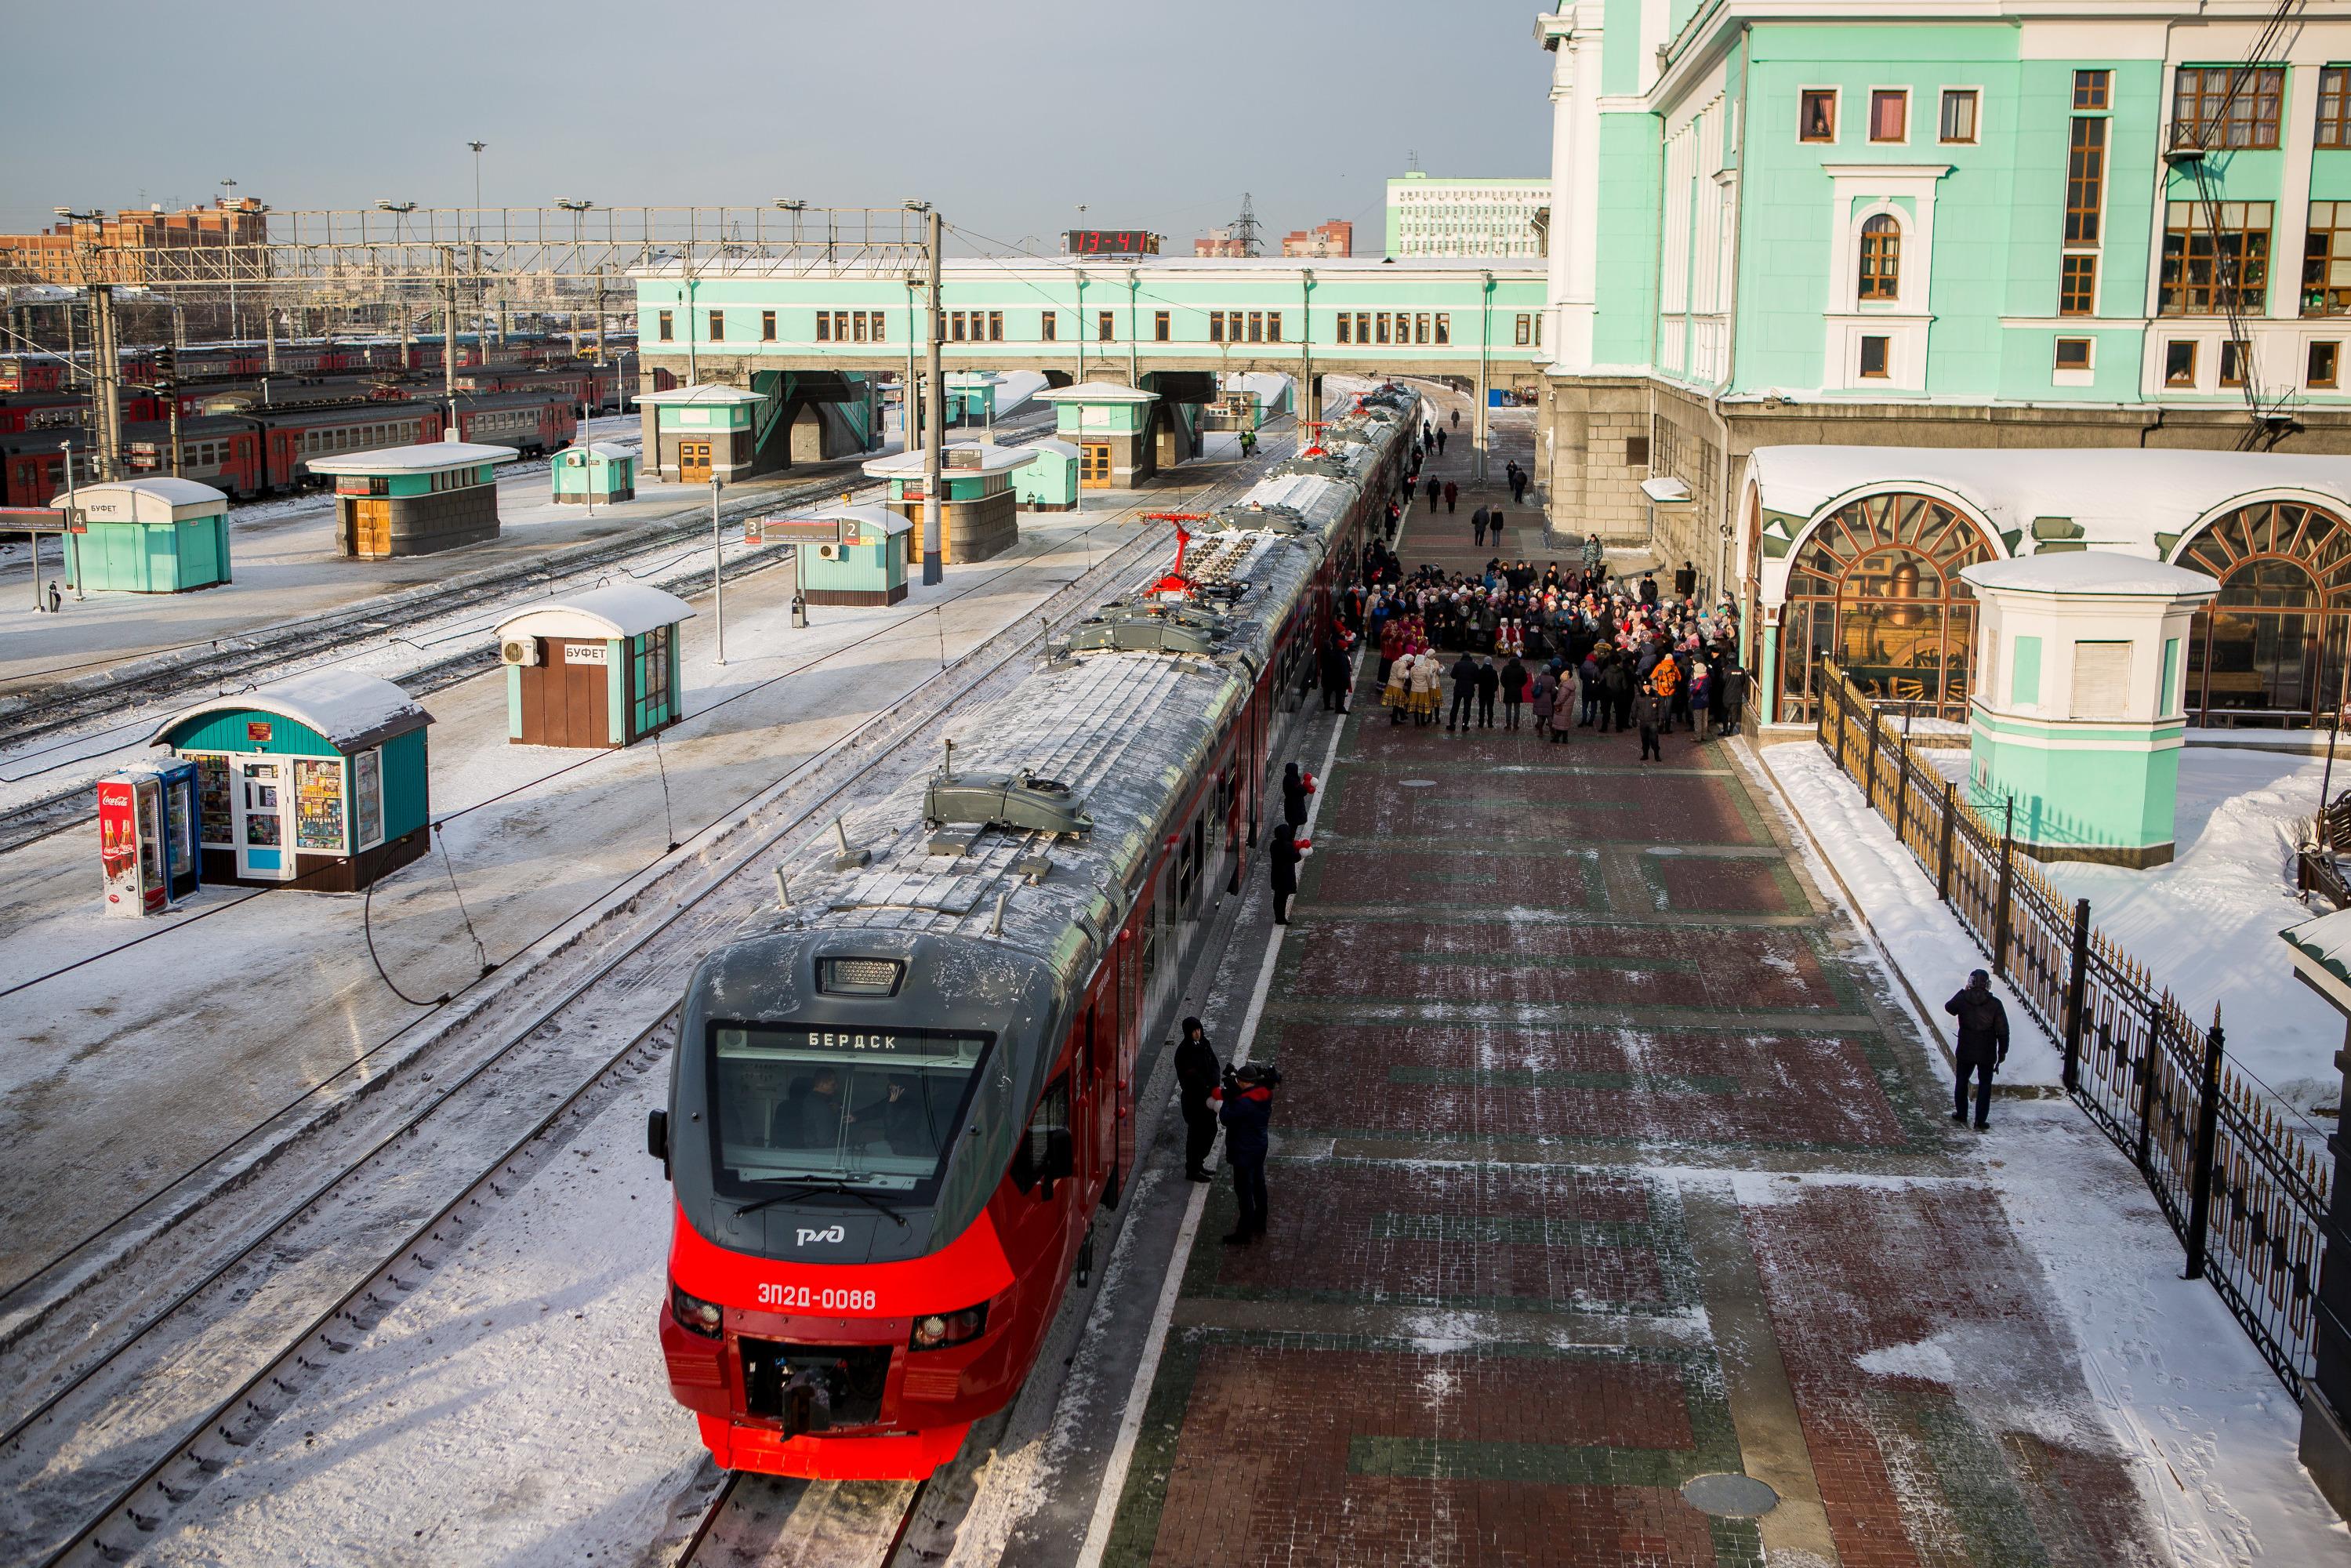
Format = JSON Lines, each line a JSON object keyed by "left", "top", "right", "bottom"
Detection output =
{"left": 680, "top": 441, "right": 713, "bottom": 483}
{"left": 1079, "top": 442, "right": 1112, "bottom": 488}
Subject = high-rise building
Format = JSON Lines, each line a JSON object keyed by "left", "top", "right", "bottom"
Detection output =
{"left": 1193, "top": 228, "right": 1250, "bottom": 258}
{"left": 1384, "top": 174, "right": 1548, "bottom": 259}
{"left": 1280, "top": 220, "right": 1354, "bottom": 258}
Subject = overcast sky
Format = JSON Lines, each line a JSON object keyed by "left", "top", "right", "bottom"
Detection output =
{"left": 1, "top": 1, "right": 1553, "bottom": 252}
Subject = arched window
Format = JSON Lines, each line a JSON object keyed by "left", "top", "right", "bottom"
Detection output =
{"left": 1779, "top": 492, "right": 1995, "bottom": 725}
{"left": 2176, "top": 500, "right": 2351, "bottom": 724}
{"left": 1859, "top": 214, "right": 1902, "bottom": 301}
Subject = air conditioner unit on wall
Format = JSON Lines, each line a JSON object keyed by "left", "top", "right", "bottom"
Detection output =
{"left": 816, "top": 542, "right": 840, "bottom": 561}
{"left": 501, "top": 637, "right": 541, "bottom": 667}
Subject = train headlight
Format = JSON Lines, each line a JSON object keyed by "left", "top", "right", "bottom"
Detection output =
{"left": 671, "top": 1281, "right": 724, "bottom": 1338}
{"left": 909, "top": 1301, "right": 989, "bottom": 1351}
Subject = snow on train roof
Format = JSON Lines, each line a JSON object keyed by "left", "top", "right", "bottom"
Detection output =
{"left": 731, "top": 383, "right": 1416, "bottom": 1008}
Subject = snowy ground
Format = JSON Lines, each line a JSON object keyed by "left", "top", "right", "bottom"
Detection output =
{"left": 1761, "top": 738, "right": 2346, "bottom": 1116}
{"left": 0, "top": 411, "right": 1047, "bottom": 698}
{"left": 1746, "top": 740, "right": 2349, "bottom": 1565}
{"left": 0, "top": 440, "right": 1264, "bottom": 1290}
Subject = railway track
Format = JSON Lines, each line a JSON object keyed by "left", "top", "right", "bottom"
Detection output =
{"left": 0, "top": 438, "right": 1294, "bottom": 1568}
{"left": 675, "top": 1475, "right": 927, "bottom": 1567}
{"left": 0, "top": 413, "right": 1054, "bottom": 756}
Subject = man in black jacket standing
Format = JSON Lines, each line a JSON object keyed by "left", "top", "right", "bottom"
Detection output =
{"left": 1270, "top": 822, "right": 1301, "bottom": 925}
{"left": 1218, "top": 1062, "right": 1279, "bottom": 1243}
{"left": 1174, "top": 1018, "right": 1221, "bottom": 1181}
{"left": 1944, "top": 968, "right": 2011, "bottom": 1129}
{"left": 1449, "top": 652, "right": 1479, "bottom": 732}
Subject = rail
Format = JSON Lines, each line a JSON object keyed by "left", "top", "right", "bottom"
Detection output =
{"left": 1812, "top": 660, "right": 2333, "bottom": 1399}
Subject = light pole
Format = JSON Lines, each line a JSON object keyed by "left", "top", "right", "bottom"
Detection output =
{"left": 218, "top": 179, "right": 238, "bottom": 339}
{"left": 466, "top": 143, "right": 487, "bottom": 341}
{"left": 710, "top": 476, "right": 727, "bottom": 665}
{"left": 909, "top": 200, "right": 943, "bottom": 586}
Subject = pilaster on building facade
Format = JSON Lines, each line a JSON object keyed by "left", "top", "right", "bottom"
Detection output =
{"left": 1530, "top": 0, "right": 2351, "bottom": 600}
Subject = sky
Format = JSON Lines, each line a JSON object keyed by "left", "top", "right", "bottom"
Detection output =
{"left": 0, "top": 0, "right": 1555, "bottom": 253}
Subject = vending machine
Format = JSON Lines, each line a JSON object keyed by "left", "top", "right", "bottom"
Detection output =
{"left": 97, "top": 763, "right": 201, "bottom": 916}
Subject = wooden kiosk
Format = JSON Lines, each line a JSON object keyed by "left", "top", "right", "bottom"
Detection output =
{"left": 495, "top": 583, "right": 695, "bottom": 748}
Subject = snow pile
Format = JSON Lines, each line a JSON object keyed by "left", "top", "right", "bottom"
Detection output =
{"left": 2033, "top": 748, "right": 2342, "bottom": 1112}
{"left": 1758, "top": 741, "right": 2063, "bottom": 1084}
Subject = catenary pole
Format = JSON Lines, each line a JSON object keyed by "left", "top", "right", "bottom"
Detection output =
{"left": 711, "top": 475, "right": 726, "bottom": 665}
{"left": 923, "top": 205, "right": 945, "bottom": 586}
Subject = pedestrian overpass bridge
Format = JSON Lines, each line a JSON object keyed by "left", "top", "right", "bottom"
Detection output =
{"left": 628, "top": 256, "right": 1551, "bottom": 481}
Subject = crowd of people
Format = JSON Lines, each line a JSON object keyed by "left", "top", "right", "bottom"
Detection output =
{"left": 1324, "top": 545, "right": 1746, "bottom": 757}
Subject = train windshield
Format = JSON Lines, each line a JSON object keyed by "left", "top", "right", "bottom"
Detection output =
{"left": 706, "top": 1023, "right": 992, "bottom": 1200}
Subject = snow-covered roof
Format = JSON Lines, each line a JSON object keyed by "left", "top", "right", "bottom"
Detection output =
{"left": 1026, "top": 438, "right": 1083, "bottom": 459}
{"left": 1962, "top": 551, "right": 2219, "bottom": 598}
{"left": 946, "top": 372, "right": 1007, "bottom": 387}
{"left": 307, "top": 439, "right": 518, "bottom": 475}
{"left": 560, "top": 441, "right": 634, "bottom": 463}
{"left": 1639, "top": 476, "right": 1693, "bottom": 505}
{"left": 49, "top": 476, "right": 227, "bottom": 521}
{"left": 2282, "top": 909, "right": 2351, "bottom": 1012}
{"left": 154, "top": 669, "right": 431, "bottom": 753}
{"left": 1746, "top": 445, "right": 2351, "bottom": 556}
{"left": 1034, "top": 381, "right": 1159, "bottom": 404}
{"left": 773, "top": 503, "right": 912, "bottom": 537}
{"left": 495, "top": 583, "right": 696, "bottom": 642}
{"left": 862, "top": 442, "right": 1037, "bottom": 477}
{"left": 635, "top": 383, "right": 766, "bottom": 407}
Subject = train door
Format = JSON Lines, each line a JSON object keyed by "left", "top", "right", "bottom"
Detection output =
{"left": 680, "top": 441, "right": 713, "bottom": 483}
{"left": 1083, "top": 977, "right": 1119, "bottom": 1203}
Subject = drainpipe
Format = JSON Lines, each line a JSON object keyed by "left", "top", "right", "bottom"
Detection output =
{"left": 1301, "top": 267, "right": 1315, "bottom": 446}
{"left": 684, "top": 278, "right": 698, "bottom": 385}
{"left": 1127, "top": 267, "right": 1139, "bottom": 389}
{"left": 1478, "top": 269, "right": 1493, "bottom": 481}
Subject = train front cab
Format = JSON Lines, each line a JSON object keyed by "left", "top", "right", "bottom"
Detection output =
{"left": 652, "top": 935, "right": 1128, "bottom": 1483}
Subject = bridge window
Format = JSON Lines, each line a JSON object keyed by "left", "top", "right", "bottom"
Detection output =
{"left": 1266, "top": 311, "right": 1282, "bottom": 342}
{"left": 1433, "top": 314, "right": 1449, "bottom": 345}
{"left": 949, "top": 312, "right": 967, "bottom": 342}
{"left": 1375, "top": 313, "right": 1391, "bottom": 345}
{"left": 1246, "top": 312, "right": 1262, "bottom": 343}
{"left": 815, "top": 313, "right": 831, "bottom": 342}
{"left": 1155, "top": 310, "right": 1170, "bottom": 341}
{"left": 1354, "top": 311, "right": 1370, "bottom": 343}
{"left": 709, "top": 310, "right": 724, "bottom": 342}
{"left": 988, "top": 310, "right": 1003, "bottom": 341}
{"left": 1097, "top": 311, "right": 1115, "bottom": 342}
{"left": 851, "top": 312, "right": 868, "bottom": 343}
{"left": 761, "top": 310, "right": 776, "bottom": 342}
{"left": 657, "top": 310, "right": 673, "bottom": 342}
{"left": 1416, "top": 312, "right": 1431, "bottom": 344}
{"left": 1041, "top": 311, "right": 1058, "bottom": 342}
{"left": 1515, "top": 314, "right": 1532, "bottom": 346}
{"left": 1336, "top": 314, "right": 1350, "bottom": 343}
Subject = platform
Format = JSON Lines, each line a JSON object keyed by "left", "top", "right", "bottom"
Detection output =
{"left": 1078, "top": 504, "right": 2317, "bottom": 1565}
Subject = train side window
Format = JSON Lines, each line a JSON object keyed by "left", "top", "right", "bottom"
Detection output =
{"left": 1009, "top": 1076, "right": 1070, "bottom": 1193}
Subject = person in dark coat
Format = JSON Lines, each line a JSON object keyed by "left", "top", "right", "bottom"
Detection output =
{"left": 1475, "top": 656, "right": 1500, "bottom": 728}
{"left": 1217, "top": 1062, "right": 1279, "bottom": 1243}
{"left": 1639, "top": 572, "right": 1660, "bottom": 608}
{"left": 1269, "top": 822, "right": 1301, "bottom": 925}
{"left": 1636, "top": 681, "right": 1667, "bottom": 760}
{"left": 1174, "top": 1018, "right": 1221, "bottom": 1181}
{"left": 1318, "top": 638, "right": 1350, "bottom": 713}
{"left": 1281, "top": 762, "right": 1310, "bottom": 829}
{"left": 1500, "top": 655, "right": 1529, "bottom": 731}
{"left": 1674, "top": 560, "right": 1697, "bottom": 600}
{"left": 1486, "top": 506, "right": 1506, "bottom": 542}
{"left": 1449, "top": 652, "right": 1479, "bottom": 732}
{"left": 1944, "top": 969, "right": 2011, "bottom": 1129}
{"left": 1471, "top": 505, "right": 1490, "bottom": 548}
{"left": 1443, "top": 479, "right": 1459, "bottom": 514}
{"left": 1435, "top": 426, "right": 1448, "bottom": 456}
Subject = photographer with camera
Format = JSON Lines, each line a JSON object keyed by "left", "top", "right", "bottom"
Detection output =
{"left": 1216, "top": 1061, "right": 1281, "bottom": 1245}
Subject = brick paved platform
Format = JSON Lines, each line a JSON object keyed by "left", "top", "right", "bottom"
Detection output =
{"left": 1099, "top": 492, "right": 2168, "bottom": 1564}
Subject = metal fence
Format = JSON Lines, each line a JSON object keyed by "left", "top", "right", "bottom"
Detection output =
{"left": 1814, "top": 661, "right": 2332, "bottom": 1397}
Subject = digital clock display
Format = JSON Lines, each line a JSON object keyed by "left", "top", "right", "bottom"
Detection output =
{"left": 1063, "top": 229, "right": 1162, "bottom": 256}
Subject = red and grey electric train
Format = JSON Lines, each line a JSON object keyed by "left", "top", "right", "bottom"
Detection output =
{"left": 645, "top": 386, "right": 1420, "bottom": 1480}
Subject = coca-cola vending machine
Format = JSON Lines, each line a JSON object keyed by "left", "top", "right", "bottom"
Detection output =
{"left": 97, "top": 761, "right": 201, "bottom": 916}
